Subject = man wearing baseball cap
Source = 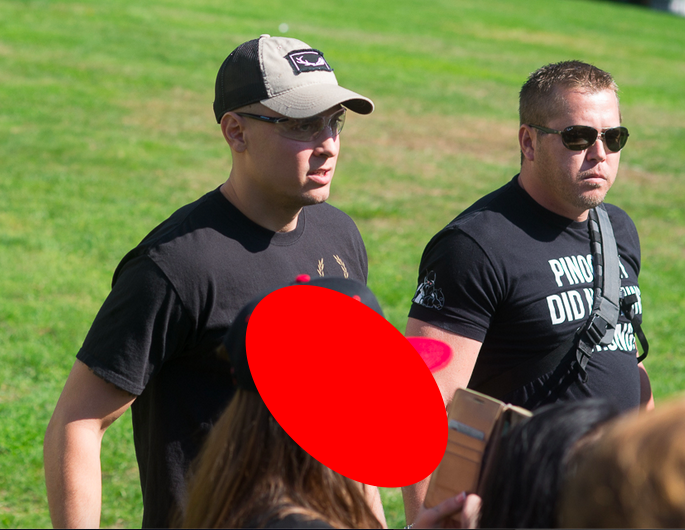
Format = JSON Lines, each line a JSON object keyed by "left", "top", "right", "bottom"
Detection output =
{"left": 45, "top": 35, "right": 377, "bottom": 528}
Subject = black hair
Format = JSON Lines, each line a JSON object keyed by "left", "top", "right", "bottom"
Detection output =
{"left": 478, "top": 399, "right": 621, "bottom": 528}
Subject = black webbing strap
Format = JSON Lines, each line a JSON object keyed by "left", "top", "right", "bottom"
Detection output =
{"left": 574, "top": 205, "right": 621, "bottom": 379}
{"left": 472, "top": 204, "right": 624, "bottom": 399}
{"left": 621, "top": 293, "right": 649, "bottom": 363}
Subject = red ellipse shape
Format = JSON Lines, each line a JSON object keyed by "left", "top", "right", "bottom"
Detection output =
{"left": 407, "top": 337, "right": 453, "bottom": 373}
{"left": 246, "top": 285, "right": 447, "bottom": 487}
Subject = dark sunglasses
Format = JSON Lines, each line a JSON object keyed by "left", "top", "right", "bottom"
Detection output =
{"left": 528, "top": 124, "right": 629, "bottom": 153}
{"left": 235, "top": 108, "right": 346, "bottom": 142}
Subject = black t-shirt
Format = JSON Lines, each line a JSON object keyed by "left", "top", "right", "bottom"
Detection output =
{"left": 409, "top": 175, "right": 643, "bottom": 411}
{"left": 76, "top": 188, "right": 367, "bottom": 527}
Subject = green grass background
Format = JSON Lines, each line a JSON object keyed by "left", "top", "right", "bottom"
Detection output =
{"left": 1, "top": 0, "right": 684, "bottom": 527}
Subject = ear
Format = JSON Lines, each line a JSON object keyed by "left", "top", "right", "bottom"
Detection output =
{"left": 519, "top": 124, "right": 536, "bottom": 162}
{"left": 221, "top": 112, "right": 247, "bottom": 153}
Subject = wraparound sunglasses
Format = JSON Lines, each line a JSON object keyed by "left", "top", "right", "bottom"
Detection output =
{"left": 528, "top": 124, "right": 629, "bottom": 153}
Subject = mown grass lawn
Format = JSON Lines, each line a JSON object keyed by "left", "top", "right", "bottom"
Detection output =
{"left": 1, "top": 0, "right": 684, "bottom": 527}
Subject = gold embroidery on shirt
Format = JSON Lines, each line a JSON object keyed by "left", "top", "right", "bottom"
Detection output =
{"left": 317, "top": 258, "right": 325, "bottom": 277}
{"left": 333, "top": 255, "right": 349, "bottom": 279}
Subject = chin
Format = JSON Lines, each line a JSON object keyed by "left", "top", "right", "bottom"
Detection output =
{"left": 301, "top": 188, "right": 331, "bottom": 205}
{"left": 297, "top": 195, "right": 327, "bottom": 207}
{"left": 576, "top": 190, "right": 608, "bottom": 210}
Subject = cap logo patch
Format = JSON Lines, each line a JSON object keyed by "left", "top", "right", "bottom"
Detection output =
{"left": 285, "top": 49, "right": 333, "bottom": 75}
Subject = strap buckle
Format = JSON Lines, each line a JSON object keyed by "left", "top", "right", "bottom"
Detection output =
{"left": 620, "top": 293, "right": 649, "bottom": 363}
{"left": 621, "top": 293, "right": 638, "bottom": 320}
{"left": 585, "top": 313, "right": 609, "bottom": 345}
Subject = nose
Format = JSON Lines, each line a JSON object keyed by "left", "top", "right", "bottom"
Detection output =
{"left": 313, "top": 130, "right": 340, "bottom": 158}
{"left": 587, "top": 134, "right": 608, "bottom": 162}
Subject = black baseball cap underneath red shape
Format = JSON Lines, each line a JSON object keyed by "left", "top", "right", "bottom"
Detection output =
{"left": 223, "top": 276, "right": 384, "bottom": 392}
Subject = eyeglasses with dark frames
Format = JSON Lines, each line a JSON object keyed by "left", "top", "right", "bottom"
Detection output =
{"left": 235, "top": 108, "right": 346, "bottom": 142}
{"left": 528, "top": 124, "right": 629, "bottom": 153}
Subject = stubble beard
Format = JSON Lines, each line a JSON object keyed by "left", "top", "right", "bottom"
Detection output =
{"left": 575, "top": 194, "right": 605, "bottom": 210}
{"left": 537, "top": 147, "right": 611, "bottom": 216}
{"left": 570, "top": 171, "right": 611, "bottom": 211}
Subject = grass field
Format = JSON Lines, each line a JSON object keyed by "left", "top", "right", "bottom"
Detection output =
{"left": 1, "top": 0, "right": 684, "bottom": 527}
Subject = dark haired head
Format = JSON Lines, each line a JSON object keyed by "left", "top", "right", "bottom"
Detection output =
{"left": 478, "top": 399, "right": 621, "bottom": 528}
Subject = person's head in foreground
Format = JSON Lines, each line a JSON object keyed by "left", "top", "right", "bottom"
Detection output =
{"left": 518, "top": 60, "right": 628, "bottom": 222}
{"left": 180, "top": 277, "right": 383, "bottom": 529}
{"left": 559, "top": 398, "right": 685, "bottom": 528}
{"left": 214, "top": 35, "right": 373, "bottom": 231}
{"left": 477, "top": 399, "right": 621, "bottom": 528}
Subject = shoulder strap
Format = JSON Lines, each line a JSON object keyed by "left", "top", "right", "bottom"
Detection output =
{"left": 577, "top": 205, "right": 649, "bottom": 369}
{"left": 472, "top": 204, "right": 621, "bottom": 399}
{"left": 574, "top": 205, "right": 621, "bottom": 377}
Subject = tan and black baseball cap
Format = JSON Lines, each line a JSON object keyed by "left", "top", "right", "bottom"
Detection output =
{"left": 213, "top": 34, "right": 374, "bottom": 122}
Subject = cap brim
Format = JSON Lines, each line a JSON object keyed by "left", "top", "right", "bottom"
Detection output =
{"left": 261, "top": 83, "right": 374, "bottom": 118}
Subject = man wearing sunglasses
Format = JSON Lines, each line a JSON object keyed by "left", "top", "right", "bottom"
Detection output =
{"left": 44, "top": 35, "right": 384, "bottom": 528}
{"left": 403, "top": 60, "right": 653, "bottom": 523}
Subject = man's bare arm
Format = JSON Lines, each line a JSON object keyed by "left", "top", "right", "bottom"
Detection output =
{"left": 44, "top": 359, "right": 137, "bottom": 528}
{"left": 401, "top": 318, "right": 482, "bottom": 525}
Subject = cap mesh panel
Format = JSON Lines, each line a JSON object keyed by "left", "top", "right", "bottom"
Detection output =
{"left": 213, "top": 39, "right": 269, "bottom": 121}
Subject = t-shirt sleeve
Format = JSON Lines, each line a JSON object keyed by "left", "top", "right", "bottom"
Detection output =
{"left": 408, "top": 228, "right": 503, "bottom": 342}
{"left": 76, "top": 255, "right": 193, "bottom": 395}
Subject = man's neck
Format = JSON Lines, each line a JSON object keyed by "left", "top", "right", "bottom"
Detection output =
{"left": 220, "top": 179, "right": 301, "bottom": 233}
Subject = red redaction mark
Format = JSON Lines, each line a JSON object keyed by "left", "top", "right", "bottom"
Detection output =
{"left": 246, "top": 285, "right": 447, "bottom": 487}
{"left": 407, "top": 337, "right": 453, "bottom": 373}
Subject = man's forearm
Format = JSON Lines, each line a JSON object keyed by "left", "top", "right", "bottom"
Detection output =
{"left": 401, "top": 476, "right": 430, "bottom": 525}
{"left": 44, "top": 420, "right": 103, "bottom": 528}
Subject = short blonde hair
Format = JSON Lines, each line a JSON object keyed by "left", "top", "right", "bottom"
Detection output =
{"left": 519, "top": 60, "right": 619, "bottom": 126}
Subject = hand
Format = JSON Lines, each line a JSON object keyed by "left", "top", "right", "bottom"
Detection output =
{"left": 412, "top": 492, "right": 482, "bottom": 529}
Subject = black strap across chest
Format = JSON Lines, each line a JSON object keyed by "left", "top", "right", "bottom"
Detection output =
{"left": 472, "top": 204, "right": 648, "bottom": 401}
